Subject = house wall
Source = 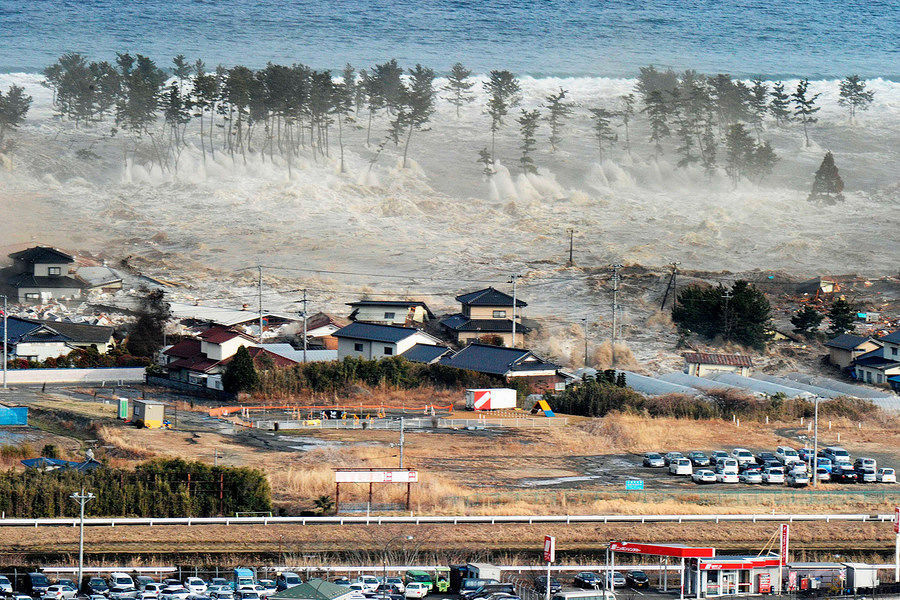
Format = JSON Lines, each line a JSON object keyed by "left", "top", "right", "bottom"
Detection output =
{"left": 16, "top": 286, "right": 82, "bottom": 302}
{"left": 829, "top": 340, "right": 882, "bottom": 369}
{"left": 854, "top": 364, "right": 900, "bottom": 386}
{"left": 351, "top": 306, "right": 427, "bottom": 326}
{"left": 202, "top": 338, "right": 257, "bottom": 361}
{"left": 687, "top": 363, "right": 750, "bottom": 377}
{"left": 457, "top": 331, "right": 515, "bottom": 347}
{"left": 882, "top": 341, "right": 900, "bottom": 361}
{"left": 68, "top": 339, "right": 113, "bottom": 354}
{"left": 13, "top": 341, "right": 71, "bottom": 362}
{"left": 337, "top": 332, "right": 440, "bottom": 360}
{"left": 32, "top": 262, "right": 71, "bottom": 277}
{"left": 507, "top": 372, "right": 563, "bottom": 394}
{"left": 466, "top": 305, "right": 522, "bottom": 321}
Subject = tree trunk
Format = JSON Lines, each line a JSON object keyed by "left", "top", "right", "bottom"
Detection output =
{"left": 338, "top": 114, "right": 346, "bottom": 173}
{"left": 366, "top": 109, "right": 373, "bottom": 147}
{"left": 402, "top": 123, "right": 414, "bottom": 168}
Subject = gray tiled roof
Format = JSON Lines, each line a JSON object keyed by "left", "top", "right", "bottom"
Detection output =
{"left": 8, "top": 246, "right": 74, "bottom": 264}
{"left": 440, "top": 342, "right": 558, "bottom": 376}
{"left": 4, "top": 271, "right": 84, "bottom": 289}
{"left": 825, "top": 333, "right": 871, "bottom": 350}
{"left": 333, "top": 321, "right": 421, "bottom": 343}
{"left": 439, "top": 313, "right": 530, "bottom": 333}
{"left": 879, "top": 330, "right": 900, "bottom": 344}
{"left": 400, "top": 343, "right": 449, "bottom": 364}
{"left": 455, "top": 286, "right": 527, "bottom": 307}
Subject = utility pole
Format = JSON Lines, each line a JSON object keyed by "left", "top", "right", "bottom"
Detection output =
{"left": 510, "top": 274, "right": 520, "bottom": 347}
{"left": 70, "top": 488, "right": 95, "bottom": 589}
{"left": 671, "top": 262, "right": 679, "bottom": 315}
{"left": 399, "top": 417, "right": 405, "bottom": 468}
{"left": 2, "top": 294, "right": 7, "bottom": 390}
{"left": 582, "top": 318, "right": 589, "bottom": 367}
{"left": 257, "top": 265, "right": 264, "bottom": 343}
{"left": 566, "top": 229, "right": 575, "bottom": 267}
{"left": 722, "top": 290, "right": 733, "bottom": 340}
{"left": 611, "top": 264, "right": 622, "bottom": 367}
{"left": 300, "top": 289, "right": 308, "bottom": 364}
{"left": 812, "top": 396, "right": 819, "bottom": 488}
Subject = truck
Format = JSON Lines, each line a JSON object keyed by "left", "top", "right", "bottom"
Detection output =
{"left": 466, "top": 564, "right": 502, "bottom": 582}
{"left": 232, "top": 568, "right": 256, "bottom": 590}
{"left": 465, "top": 389, "right": 517, "bottom": 411}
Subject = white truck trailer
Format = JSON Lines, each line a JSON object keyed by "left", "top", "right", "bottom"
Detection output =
{"left": 465, "top": 388, "right": 517, "bottom": 410}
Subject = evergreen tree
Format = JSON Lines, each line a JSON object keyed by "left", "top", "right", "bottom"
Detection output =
{"left": 723, "top": 123, "right": 755, "bottom": 185}
{"left": 769, "top": 81, "right": 791, "bottom": 125}
{"left": 222, "top": 345, "right": 260, "bottom": 393}
{"left": 807, "top": 151, "right": 845, "bottom": 204}
{"left": 0, "top": 85, "right": 33, "bottom": 145}
{"left": 838, "top": 75, "right": 874, "bottom": 122}
{"left": 126, "top": 288, "right": 171, "bottom": 357}
{"left": 618, "top": 94, "right": 635, "bottom": 154}
{"left": 635, "top": 65, "right": 678, "bottom": 114}
{"left": 334, "top": 72, "right": 355, "bottom": 173}
{"left": 641, "top": 90, "right": 670, "bottom": 153}
{"left": 748, "top": 77, "right": 769, "bottom": 138}
{"left": 827, "top": 299, "right": 856, "bottom": 336}
{"left": 673, "top": 280, "right": 772, "bottom": 349}
{"left": 700, "top": 121, "right": 717, "bottom": 175}
{"left": 373, "top": 59, "right": 404, "bottom": 115}
{"left": 791, "top": 79, "right": 820, "bottom": 147}
{"left": 115, "top": 54, "right": 167, "bottom": 147}
{"left": 749, "top": 140, "right": 778, "bottom": 182}
{"left": 443, "top": 62, "right": 475, "bottom": 118}
{"left": 791, "top": 306, "right": 823, "bottom": 337}
{"left": 708, "top": 74, "right": 750, "bottom": 126}
{"left": 162, "top": 82, "right": 191, "bottom": 150}
{"left": 477, "top": 147, "right": 494, "bottom": 177}
{"left": 517, "top": 108, "right": 540, "bottom": 174}
{"left": 483, "top": 70, "right": 521, "bottom": 162}
{"left": 396, "top": 64, "right": 436, "bottom": 168}
{"left": 543, "top": 87, "right": 573, "bottom": 152}
{"left": 588, "top": 107, "right": 616, "bottom": 160}
{"left": 362, "top": 68, "right": 384, "bottom": 146}
{"left": 172, "top": 54, "right": 193, "bottom": 92}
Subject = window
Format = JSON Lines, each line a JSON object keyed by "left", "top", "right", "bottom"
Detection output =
{"left": 892, "top": 347, "right": 898, "bottom": 356}
{"left": 492, "top": 310, "right": 506, "bottom": 318}
{"left": 25, "top": 293, "right": 40, "bottom": 300}
{"left": 383, "top": 312, "right": 396, "bottom": 319}
{"left": 48, "top": 266, "right": 61, "bottom": 276}
{"left": 383, "top": 346, "right": 393, "bottom": 355}
{"left": 354, "top": 343, "right": 364, "bottom": 352}
{"left": 877, "top": 373, "right": 883, "bottom": 383}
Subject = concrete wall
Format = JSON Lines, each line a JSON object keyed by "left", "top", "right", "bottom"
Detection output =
{"left": 687, "top": 363, "right": 750, "bottom": 377}
{"left": 13, "top": 341, "right": 71, "bottom": 362}
{"left": 3, "top": 367, "right": 146, "bottom": 384}
{"left": 32, "top": 262, "right": 71, "bottom": 277}
{"left": 17, "top": 286, "right": 82, "bottom": 302}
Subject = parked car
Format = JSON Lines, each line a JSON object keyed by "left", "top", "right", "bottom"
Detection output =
{"left": 572, "top": 573, "right": 601, "bottom": 589}
{"left": 532, "top": 578, "right": 562, "bottom": 595}
{"left": 716, "top": 469, "right": 739, "bottom": 484}
{"left": 691, "top": 469, "right": 716, "bottom": 484}
{"left": 624, "top": 571, "right": 649, "bottom": 589}
{"left": 209, "top": 591, "right": 234, "bottom": 600}
{"left": 56, "top": 581, "right": 77, "bottom": 592}
{"left": 551, "top": 593, "right": 615, "bottom": 600}
{"left": 776, "top": 446, "right": 801, "bottom": 465}
{"left": 257, "top": 582, "right": 276, "bottom": 598}
{"left": 333, "top": 580, "right": 352, "bottom": 588}
{"left": 158, "top": 587, "right": 190, "bottom": 600}
{"left": 710, "top": 450, "right": 729, "bottom": 462}
{"left": 669, "top": 458, "right": 692, "bottom": 476}
{"left": 383, "top": 579, "right": 405, "bottom": 594}
{"left": 716, "top": 458, "right": 739, "bottom": 474}
{"left": 756, "top": 451, "right": 778, "bottom": 465}
{"left": 822, "top": 446, "right": 851, "bottom": 465}
{"left": 877, "top": 468, "right": 896, "bottom": 483}
{"left": 109, "top": 575, "right": 136, "bottom": 591}
{"left": 41, "top": 586, "right": 77, "bottom": 600}
{"left": 142, "top": 584, "right": 167, "bottom": 598}
{"left": 404, "top": 584, "right": 428, "bottom": 599}
{"left": 786, "top": 471, "right": 809, "bottom": 487}
{"left": 798, "top": 448, "right": 815, "bottom": 462}
{"left": 814, "top": 457, "right": 833, "bottom": 473}
{"left": 184, "top": 580, "right": 207, "bottom": 596}
{"left": 762, "top": 466, "right": 785, "bottom": 484}
{"left": 0, "top": 576, "right": 12, "bottom": 596}
{"left": 856, "top": 467, "right": 877, "bottom": 483}
{"left": 273, "top": 575, "right": 300, "bottom": 593}
{"left": 815, "top": 467, "right": 831, "bottom": 482}
{"left": 463, "top": 584, "right": 516, "bottom": 600}
{"left": 687, "top": 451, "right": 710, "bottom": 467}
{"left": 84, "top": 578, "right": 110, "bottom": 596}
{"left": 234, "top": 592, "right": 259, "bottom": 600}
{"left": 739, "top": 469, "right": 763, "bottom": 484}
{"left": 209, "top": 581, "right": 229, "bottom": 590}
{"left": 605, "top": 573, "right": 625, "bottom": 589}
{"left": 731, "top": 448, "right": 756, "bottom": 466}
{"left": 854, "top": 457, "right": 877, "bottom": 471}
{"left": 23, "top": 573, "right": 52, "bottom": 597}
{"left": 642, "top": 453, "right": 665, "bottom": 468}
{"left": 832, "top": 465, "right": 858, "bottom": 483}
{"left": 109, "top": 587, "right": 139, "bottom": 600}
{"left": 663, "top": 451, "right": 684, "bottom": 466}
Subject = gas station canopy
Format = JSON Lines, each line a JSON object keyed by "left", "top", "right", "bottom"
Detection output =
{"left": 609, "top": 541, "right": 716, "bottom": 558}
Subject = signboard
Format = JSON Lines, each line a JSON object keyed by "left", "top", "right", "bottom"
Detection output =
{"left": 788, "top": 572, "right": 797, "bottom": 591}
{"left": 609, "top": 541, "right": 715, "bottom": 558}
{"left": 334, "top": 470, "right": 418, "bottom": 483}
{"left": 699, "top": 558, "right": 781, "bottom": 570}
{"left": 543, "top": 535, "right": 556, "bottom": 563}
{"left": 894, "top": 506, "right": 899, "bottom": 534}
{"left": 625, "top": 479, "right": 644, "bottom": 491}
{"left": 780, "top": 523, "right": 790, "bottom": 566}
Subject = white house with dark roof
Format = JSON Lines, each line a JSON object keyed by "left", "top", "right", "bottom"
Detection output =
{"left": 1, "top": 246, "right": 84, "bottom": 303}
{"left": 683, "top": 352, "right": 753, "bottom": 377}
{"left": 347, "top": 300, "right": 434, "bottom": 326}
{"left": 439, "top": 286, "right": 529, "bottom": 347}
{"left": 333, "top": 322, "right": 445, "bottom": 361}
{"left": 2, "top": 316, "right": 115, "bottom": 362}
{"left": 851, "top": 329, "right": 900, "bottom": 386}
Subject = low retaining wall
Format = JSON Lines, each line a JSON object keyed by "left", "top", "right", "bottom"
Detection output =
{"left": 145, "top": 375, "right": 234, "bottom": 401}
{"left": 3, "top": 367, "right": 146, "bottom": 385}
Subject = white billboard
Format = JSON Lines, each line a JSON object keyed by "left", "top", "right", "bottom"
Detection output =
{"left": 334, "top": 470, "right": 419, "bottom": 483}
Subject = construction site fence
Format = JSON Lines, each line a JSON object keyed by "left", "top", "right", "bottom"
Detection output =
{"left": 209, "top": 404, "right": 454, "bottom": 417}
{"left": 254, "top": 416, "right": 569, "bottom": 430}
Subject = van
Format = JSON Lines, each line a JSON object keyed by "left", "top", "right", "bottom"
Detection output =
{"left": 22, "top": 573, "right": 52, "bottom": 596}
{"left": 552, "top": 591, "right": 616, "bottom": 600}
{"left": 823, "top": 446, "right": 851, "bottom": 464}
{"left": 775, "top": 446, "right": 800, "bottom": 465}
{"left": 109, "top": 574, "right": 135, "bottom": 590}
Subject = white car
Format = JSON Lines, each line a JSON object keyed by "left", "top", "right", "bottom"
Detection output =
{"left": 185, "top": 580, "right": 208, "bottom": 596}
{"left": 692, "top": 469, "right": 716, "bottom": 483}
{"left": 160, "top": 587, "right": 191, "bottom": 600}
{"left": 739, "top": 470, "right": 763, "bottom": 484}
{"left": 404, "top": 584, "right": 428, "bottom": 599}
{"left": 786, "top": 471, "right": 809, "bottom": 487}
{"left": 0, "top": 576, "right": 12, "bottom": 595}
{"left": 716, "top": 458, "right": 739, "bottom": 474}
{"left": 357, "top": 577, "right": 380, "bottom": 593}
{"left": 763, "top": 467, "right": 785, "bottom": 484}
{"left": 816, "top": 467, "right": 831, "bottom": 482}
{"left": 877, "top": 468, "right": 896, "bottom": 483}
{"left": 775, "top": 446, "right": 801, "bottom": 465}
{"left": 209, "top": 592, "right": 234, "bottom": 600}
{"left": 731, "top": 448, "right": 756, "bottom": 466}
{"left": 42, "top": 586, "right": 78, "bottom": 600}
{"left": 669, "top": 458, "right": 692, "bottom": 476}
{"left": 383, "top": 578, "right": 405, "bottom": 594}
{"left": 137, "top": 593, "right": 157, "bottom": 600}
{"left": 716, "top": 470, "right": 739, "bottom": 484}
{"left": 238, "top": 587, "right": 271, "bottom": 599}
{"left": 236, "top": 593, "right": 260, "bottom": 600}
{"left": 144, "top": 584, "right": 167, "bottom": 598}
{"left": 111, "top": 575, "right": 137, "bottom": 590}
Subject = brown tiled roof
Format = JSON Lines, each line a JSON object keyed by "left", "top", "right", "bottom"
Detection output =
{"left": 219, "top": 346, "right": 299, "bottom": 368}
{"left": 198, "top": 326, "right": 256, "bottom": 344}
{"left": 306, "top": 312, "right": 350, "bottom": 331}
{"left": 683, "top": 352, "right": 753, "bottom": 367}
{"left": 163, "top": 339, "right": 202, "bottom": 358}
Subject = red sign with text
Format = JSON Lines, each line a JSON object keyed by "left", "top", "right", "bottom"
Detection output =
{"left": 780, "top": 524, "right": 789, "bottom": 566}
{"left": 543, "top": 535, "right": 556, "bottom": 563}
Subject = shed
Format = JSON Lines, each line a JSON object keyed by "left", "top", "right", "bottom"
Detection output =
{"left": 133, "top": 399, "right": 166, "bottom": 429}
{"left": 0, "top": 404, "right": 28, "bottom": 426}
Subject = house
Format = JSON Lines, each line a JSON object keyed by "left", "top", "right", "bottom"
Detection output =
{"left": 851, "top": 329, "right": 900, "bottom": 386}
{"left": 1, "top": 246, "right": 84, "bottom": 303}
{"left": 272, "top": 579, "right": 356, "bottom": 600}
{"left": 439, "top": 342, "right": 564, "bottom": 393}
{"left": 347, "top": 300, "right": 434, "bottom": 326}
{"left": 825, "top": 333, "right": 882, "bottom": 370}
{"left": 439, "top": 286, "right": 529, "bottom": 347}
{"left": 683, "top": 352, "right": 753, "bottom": 377}
{"left": 75, "top": 265, "right": 124, "bottom": 293}
{"left": 2, "top": 316, "right": 115, "bottom": 362}
{"left": 163, "top": 326, "right": 298, "bottom": 388}
{"left": 259, "top": 343, "right": 338, "bottom": 363}
{"left": 333, "top": 322, "right": 445, "bottom": 361}
{"left": 304, "top": 312, "right": 350, "bottom": 350}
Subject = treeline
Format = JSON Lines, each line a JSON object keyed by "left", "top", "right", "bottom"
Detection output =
{"left": 0, "top": 458, "right": 271, "bottom": 518}
{"left": 551, "top": 375, "right": 879, "bottom": 421}
{"left": 673, "top": 280, "right": 772, "bottom": 349}
{"left": 6, "top": 345, "right": 150, "bottom": 370}
{"left": 34, "top": 52, "right": 878, "bottom": 186}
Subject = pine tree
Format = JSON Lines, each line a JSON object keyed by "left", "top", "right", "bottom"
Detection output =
{"left": 769, "top": 81, "right": 791, "bottom": 126}
{"left": 838, "top": 75, "right": 874, "bottom": 122}
{"left": 641, "top": 90, "right": 670, "bottom": 154}
{"left": 619, "top": 94, "right": 635, "bottom": 154}
{"left": 222, "top": 345, "right": 259, "bottom": 393}
{"left": 374, "top": 59, "right": 404, "bottom": 115}
{"left": 477, "top": 147, "right": 494, "bottom": 177}
{"left": 517, "top": 109, "right": 540, "bottom": 174}
{"left": 544, "top": 87, "right": 573, "bottom": 152}
{"left": 748, "top": 77, "right": 769, "bottom": 138}
{"left": 807, "top": 151, "right": 845, "bottom": 204}
{"left": 827, "top": 299, "right": 856, "bottom": 336}
{"left": 397, "top": 64, "right": 436, "bottom": 168}
{"left": 749, "top": 140, "right": 778, "bottom": 182}
{"left": 483, "top": 70, "right": 521, "bottom": 162}
{"left": 0, "top": 85, "right": 33, "bottom": 145}
{"left": 700, "top": 121, "right": 717, "bottom": 175}
{"left": 724, "top": 123, "right": 755, "bottom": 186}
{"left": 588, "top": 107, "right": 616, "bottom": 160}
{"left": 791, "top": 306, "right": 823, "bottom": 337}
{"left": 443, "top": 62, "right": 475, "bottom": 118}
{"left": 172, "top": 54, "right": 193, "bottom": 93}
{"left": 791, "top": 79, "right": 820, "bottom": 147}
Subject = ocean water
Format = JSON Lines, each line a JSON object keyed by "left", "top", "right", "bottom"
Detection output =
{"left": 0, "top": 0, "right": 898, "bottom": 78}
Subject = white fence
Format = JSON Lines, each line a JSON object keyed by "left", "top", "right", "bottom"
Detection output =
{"left": 0, "top": 512, "right": 894, "bottom": 528}
{"left": 2, "top": 367, "right": 146, "bottom": 385}
{"left": 258, "top": 416, "right": 568, "bottom": 430}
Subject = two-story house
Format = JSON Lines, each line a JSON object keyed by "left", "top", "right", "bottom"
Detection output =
{"left": 2, "top": 316, "right": 115, "bottom": 362}
{"left": 439, "top": 286, "right": 529, "bottom": 347}
{"left": 825, "top": 333, "right": 883, "bottom": 370}
{"left": 439, "top": 342, "right": 564, "bottom": 393}
{"left": 1, "top": 247, "right": 85, "bottom": 303}
{"left": 346, "top": 300, "right": 434, "bottom": 326}
{"left": 333, "top": 322, "right": 446, "bottom": 362}
{"left": 852, "top": 329, "right": 900, "bottom": 387}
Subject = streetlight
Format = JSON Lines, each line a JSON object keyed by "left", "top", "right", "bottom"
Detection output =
{"left": 382, "top": 534, "right": 414, "bottom": 588}
{"left": 1, "top": 293, "right": 7, "bottom": 389}
{"left": 71, "top": 488, "right": 95, "bottom": 589}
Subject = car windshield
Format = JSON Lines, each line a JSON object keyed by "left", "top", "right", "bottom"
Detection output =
{"left": 33, "top": 576, "right": 50, "bottom": 586}
{"left": 646, "top": 453, "right": 660, "bottom": 458}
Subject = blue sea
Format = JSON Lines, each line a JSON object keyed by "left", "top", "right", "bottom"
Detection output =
{"left": 0, "top": 0, "right": 898, "bottom": 78}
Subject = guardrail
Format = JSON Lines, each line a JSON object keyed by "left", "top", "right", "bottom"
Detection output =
{"left": 0, "top": 513, "right": 895, "bottom": 528}
{"left": 258, "top": 416, "right": 568, "bottom": 430}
